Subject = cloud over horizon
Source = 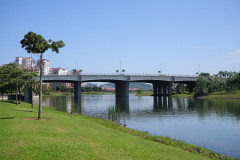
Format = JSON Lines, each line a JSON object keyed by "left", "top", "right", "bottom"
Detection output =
{"left": 228, "top": 49, "right": 240, "bottom": 56}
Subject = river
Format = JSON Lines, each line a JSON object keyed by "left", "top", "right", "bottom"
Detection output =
{"left": 33, "top": 94, "right": 240, "bottom": 159}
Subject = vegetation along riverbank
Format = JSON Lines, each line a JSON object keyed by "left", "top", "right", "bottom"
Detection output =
{"left": 0, "top": 101, "right": 236, "bottom": 160}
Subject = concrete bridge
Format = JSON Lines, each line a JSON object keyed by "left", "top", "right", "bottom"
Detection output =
{"left": 24, "top": 74, "right": 198, "bottom": 99}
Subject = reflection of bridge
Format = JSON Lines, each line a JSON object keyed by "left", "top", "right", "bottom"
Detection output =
{"left": 24, "top": 74, "right": 198, "bottom": 99}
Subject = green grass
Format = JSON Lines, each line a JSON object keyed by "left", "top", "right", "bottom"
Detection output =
{"left": 198, "top": 91, "right": 240, "bottom": 99}
{"left": 82, "top": 92, "right": 114, "bottom": 95}
{"left": 135, "top": 92, "right": 153, "bottom": 96}
{"left": 44, "top": 92, "right": 114, "bottom": 96}
{"left": 0, "top": 101, "right": 236, "bottom": 160}
{"left": 171, "top": 92, "right": 194, "bottom": 98}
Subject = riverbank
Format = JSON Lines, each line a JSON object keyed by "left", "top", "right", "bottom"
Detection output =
{"left": 171, "top": 93, "right": 194, "bottom": 98}
{"left": 198, "top": 91, "right": 240, "bottom": 99}
{"left": 171, "top": 91, "right": 240, "bottom": 99}
{"left": 44, "top": 91, "right": 114, "bottom": 96}
{"left": 135, "top": 92, "right": 153, "bottom": 96}
{"left": 0, "top": 101, "right": 235, "bottom": 160}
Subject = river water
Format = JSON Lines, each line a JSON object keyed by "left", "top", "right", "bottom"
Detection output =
{"left": 33, "top": 95, "right": 240, "bottom": 159}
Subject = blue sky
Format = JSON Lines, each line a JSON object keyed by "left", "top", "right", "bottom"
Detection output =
{"left": 0, "top": 0, "right": 239, "bottom": 75}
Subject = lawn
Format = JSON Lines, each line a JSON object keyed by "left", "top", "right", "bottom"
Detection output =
{"left": 0, "top": 101, "right": 234, "bottom": 160}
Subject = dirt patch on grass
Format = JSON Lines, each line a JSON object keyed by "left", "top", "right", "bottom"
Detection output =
{"left": 22, "top": 117, "right": 49, "bottom": 120}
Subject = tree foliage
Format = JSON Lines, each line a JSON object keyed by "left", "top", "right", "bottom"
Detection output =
{"left": 193, "top": 71, "right": 240, "bottom": 97}
{"left": 0, "top": 63, "right": 32, "bottom": 103}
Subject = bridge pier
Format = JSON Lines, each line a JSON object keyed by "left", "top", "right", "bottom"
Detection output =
{"left": 24, "top": 85, "right": 32, "bottom": 103}
{"left": 157, "top": 83, "right": 163, "bottom": 96}
{"left": 74, "top": 82, "right": 81, "bottom": 98}
{"left": 168, "top": 82, "right": 173, "bottom": 96}
{"left": 163, "top": 83, "right": 167, "bottom": 96}
{"left": 153, "top": 83, "right": 158, "bottom": 96}
{"left": 115, "top": 81, "right": 129, "bottom": 97}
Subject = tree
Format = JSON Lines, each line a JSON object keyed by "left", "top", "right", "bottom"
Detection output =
{"left": 20, "top": 31, "right": 65, "bottom": 119}
{"left": 122, "top": 69, "right": 125, "bottom": 74}
{"left": 116, "top": 70, "right": 119, "bottom": 74}
{"left": 79, "top": 69, "right": 82, "bottom": 75}
{"left": 0, "top": 63, "right": 32, "bottom": 103}
{"left": 72, "top": 69, "right": 77, "bottom": 75}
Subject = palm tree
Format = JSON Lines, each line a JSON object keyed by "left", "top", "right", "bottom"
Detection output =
{"left": 122, "top": 69, "right": 125, "bottom": 74}
{"left": 79, "top": 69, "right": 82, "bottom": 75}
{"left": 116, "top": 70, "right": 119, "bottom": 74}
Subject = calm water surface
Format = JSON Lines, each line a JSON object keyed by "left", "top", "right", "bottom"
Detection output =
{"left": 33, "top": 95, "right": 240, "bottom": 159}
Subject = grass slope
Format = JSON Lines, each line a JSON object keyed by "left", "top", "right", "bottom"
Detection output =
{"left": 0, "top": 101, "right": 234, "bottom": 160}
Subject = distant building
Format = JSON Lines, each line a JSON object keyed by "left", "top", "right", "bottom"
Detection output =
{"left": 85, "top": 83, "right": 98, "bottom": 87}
{"left": 15, "top": 57, "right": 35, "bottom": 68}
{"left": 49, "top": 68, "right": 68, "bottom": 75}
{"left": 15, "top": 57, "right": 23, "bottom": 66}
{"left": 37, "top": 59, "right": 50, "bottom": 75}
{"left": 22, "top": 57, "right": 35, "bottom": 68}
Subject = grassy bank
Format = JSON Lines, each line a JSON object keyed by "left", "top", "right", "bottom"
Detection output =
{"left": 135, "top": 92, "right": 153, "bottom": 96}
{"left": 0, "top": 101, "right": 236, "bottom": 159}
{"left": 199, "top": 91, "right": 240, "bottom": 99}
{"left": 44, "top": 91, "right": 114, "bottom": 96}
{"left": 171, "top": 93, "right": 194, "bottom": 98}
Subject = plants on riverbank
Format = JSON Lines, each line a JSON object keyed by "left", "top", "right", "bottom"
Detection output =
{"left": 193, "top": 72, "right": 240, "bottom": 98}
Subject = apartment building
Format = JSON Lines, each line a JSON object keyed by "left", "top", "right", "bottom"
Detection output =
{"left": 15, "top": 57, "right": 35, "bottom": 68}
{"left": 37, "top": 59, "right": 50, "bottom": 75}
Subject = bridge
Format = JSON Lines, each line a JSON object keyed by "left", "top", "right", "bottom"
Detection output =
{"left": 24, "top": 74, "right": 198, "bottom": 100}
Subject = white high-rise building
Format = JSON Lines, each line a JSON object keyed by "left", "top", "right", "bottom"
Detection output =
{"left": 49, "top": 68, "right": 68, "bottom": 75}
{"left": 22, "top": 57, "right": 35, "bottom": 68}
{"left": 15, "top": 57, "right": 23, "bottom": 66}
{"left": 15, "top": 56, "right": 35, "bottom": 69}
{"left": 37, "top": 59, "right": 50, "bottom": 75}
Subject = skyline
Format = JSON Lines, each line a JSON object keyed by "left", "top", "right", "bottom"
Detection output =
{"left": 0, "top": 0, "right": 240, "bottom": 75}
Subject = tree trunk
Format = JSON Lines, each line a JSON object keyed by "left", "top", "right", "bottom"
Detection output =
{"left": 18, "top": 86, "right": 21, "bottom": 104}
{"left": 31, "top": 53, "right": 34, "bottom": 108}
{"left": 38, "top": 53, "right": 43, "bottom": 120}
{"left": 16, "top": 84, "right": 18, "bottom": 105}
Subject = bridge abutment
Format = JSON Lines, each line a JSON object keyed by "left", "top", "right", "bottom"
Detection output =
{"left": 115, "top": 81, "right": 129, "bottom": 97}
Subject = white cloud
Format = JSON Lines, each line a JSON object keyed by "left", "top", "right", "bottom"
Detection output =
{"left": 228, "top": 49, "right": 240, "bottom": 56}
{"left": 233, "top": 59, "right": 240, "bottom": 63}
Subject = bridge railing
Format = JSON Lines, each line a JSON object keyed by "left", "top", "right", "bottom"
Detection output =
{"left": 45, "top": 73, "right": 198, "bottom": 77}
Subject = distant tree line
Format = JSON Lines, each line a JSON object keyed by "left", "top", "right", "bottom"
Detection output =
{"left": 193, "top": 71, "right": 240, "bottom": 97}
{"left": 51, "top": 86, "right": 104, "bottom": 93}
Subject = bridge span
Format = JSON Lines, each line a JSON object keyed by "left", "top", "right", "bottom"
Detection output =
{"left": 24, "top": 74, "right": 198, "bottom": 100}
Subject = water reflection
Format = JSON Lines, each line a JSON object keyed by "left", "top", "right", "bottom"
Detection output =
{"left": 116, "top": 97, "right": 129, "bottom": 113}
{"left": 153, "top": 97, "right": 173, "bottom": 111}
{"left": 32, "top": 95, "right": 240, "bottom": 121}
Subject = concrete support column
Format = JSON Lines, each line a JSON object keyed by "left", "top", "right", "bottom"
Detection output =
{"left": 153, "top": 83, "right": 157, "bottom": 96}
{"left": 24, "top": 85, "right": 32, "bottom": 102}
{"left": 168, "top": 82, "right": 173, "bottom": 96}
{"left": 157, "top": 83, "right": 162, "bottom": 96}
{"left": 74, "top": 82, "right": 81, "bottom": 98}
{"left": 115, "top": 81, "right": 129, "bottom": 97}
{"left": 163, "top": 83, "right": 167, "bottom": 96}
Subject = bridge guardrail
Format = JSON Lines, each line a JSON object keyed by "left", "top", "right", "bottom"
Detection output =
{"left": 44, "top": 73, "right": 198, "bottom": 77}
